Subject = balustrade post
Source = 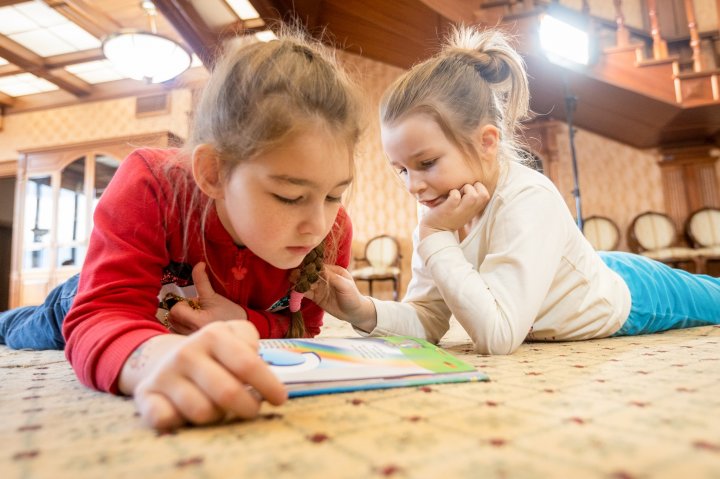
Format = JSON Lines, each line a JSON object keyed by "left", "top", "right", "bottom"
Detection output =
{"left": 683, "top": 0, "right": 704, "bottom": 71}
{"left": 648, "top": 0, "right": 669, "bottom": 59}
{"left": 613, "top": 0, "right": 630, "bottom": 47}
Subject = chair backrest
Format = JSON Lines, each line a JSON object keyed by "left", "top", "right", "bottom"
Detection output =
{"left": 365, "top": 235, "right": 400, "bottom": 269}
{"left": 687, "top": 207, "right": 720, "bottom": 247}
{"left": 582, "top": 216, "right": 620, "bottom": 250}
{"left": 630, "top": 211, "right": 678, "bottom": 251}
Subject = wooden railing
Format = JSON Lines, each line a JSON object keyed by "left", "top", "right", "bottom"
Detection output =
{"left": 475, "top": 0, "right": 720, "bottom": 105}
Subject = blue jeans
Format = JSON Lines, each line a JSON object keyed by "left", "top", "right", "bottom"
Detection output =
{"left": 599, "top": 252, "right": 720, "bottom": 336}
{"left": 0, "top": 274, "right": 79, "bottom": 350}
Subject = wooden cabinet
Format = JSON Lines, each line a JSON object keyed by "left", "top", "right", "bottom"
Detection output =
{"left": 10, "top": 132, "right": 178, "bottom": 308}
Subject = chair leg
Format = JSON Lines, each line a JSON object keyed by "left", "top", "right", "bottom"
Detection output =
{"left": 368, "top": 280, "right": 373, "bottom": 298}
{"left": 392, "top": 279, "right": 397, "bottom": 301}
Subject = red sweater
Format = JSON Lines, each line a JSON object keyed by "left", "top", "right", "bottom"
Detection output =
{"left": 63, "top": 148, "right": 352, "bottom": 394}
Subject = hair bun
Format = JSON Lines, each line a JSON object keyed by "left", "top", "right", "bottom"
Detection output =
{"left": 473, "top": 52, "right": 511, "bottom": 84}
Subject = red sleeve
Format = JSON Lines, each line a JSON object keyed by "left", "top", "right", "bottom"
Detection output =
{"left": 63, "top": 150, "right": 173, "bottom": 393}
{"left": 243, "top": 207, "right": 353, "bottom": 338}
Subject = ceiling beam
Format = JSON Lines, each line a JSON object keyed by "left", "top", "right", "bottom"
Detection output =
{"left": 44, "top": 48, "right": 105, "bottom": 69}
{"left": 0, "top": 49, "right": 104, "bottom": 78}
{"left": 0, "top": 0, "right": 25, "bottom": 6}
{"left": 6, "top": 67, "right": 208, "bottom": 114}
{"left": 153, "top": 0, "right": 221, "bottom": 67}
{"left": 43, "top": 0, "right": 121, "bottom": 39}
{"left": 0, "top": 34, "right": 92, "bottom": 96}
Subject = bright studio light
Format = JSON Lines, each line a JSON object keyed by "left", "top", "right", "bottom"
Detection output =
{"left": 539, "top": 14, "right": 590, "bottom": 66}
{"left": 102, "top": 30, "right": 191, "bottom": 84}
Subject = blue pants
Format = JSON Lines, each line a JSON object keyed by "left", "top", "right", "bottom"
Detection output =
{"left": 599, "top": 252, "right": 720, "bottom": 335}
{"left": 0, "top": 274, "right": 79, "bottom": 349}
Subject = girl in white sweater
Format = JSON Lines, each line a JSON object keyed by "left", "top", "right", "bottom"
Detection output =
{"left": 309, "top": 26, "right": 720, "bottom": 354}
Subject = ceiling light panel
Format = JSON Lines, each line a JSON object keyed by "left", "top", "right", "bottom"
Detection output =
{"left": 0, "top": 72, "right": 59, "bottom": 97}
{"left": 0, "top": 1, "right": 100, "bottom": 57}
{"left": 226, "top": 0, "right": 260, "bottom": 20}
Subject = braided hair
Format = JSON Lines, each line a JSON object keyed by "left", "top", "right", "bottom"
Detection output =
{"left": 286, "top": 242, "right": 325, "bottom": 338}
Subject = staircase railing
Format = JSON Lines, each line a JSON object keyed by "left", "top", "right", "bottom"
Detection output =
{"left": 475, "top": 0, "right": 720, "bottom": 105}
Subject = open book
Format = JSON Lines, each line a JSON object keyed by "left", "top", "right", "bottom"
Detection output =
{"left": 259, "top": 336, "right": 488, "bottom": 398}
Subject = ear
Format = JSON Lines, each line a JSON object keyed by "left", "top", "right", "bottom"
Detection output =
{"left": 192, "top": 144, "right": 224, "bottom": 199}
{"left": 476, "top": 124, "right": 500, "bottom": 154}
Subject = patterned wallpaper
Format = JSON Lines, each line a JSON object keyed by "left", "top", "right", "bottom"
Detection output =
{"left": 550, "top": 125, "right": 665, "bottom": 251}
{"left": 0, "top": 49, "right": 715, "bottom": 299}
{"left": 0, "top": 89, "right": 192, "bottom": 162}
{"left": 337, "top": 52, "right": 418, "bottom": 298}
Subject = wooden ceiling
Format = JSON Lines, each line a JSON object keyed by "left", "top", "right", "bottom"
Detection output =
{"left": 2, "top": 0, "right": 720, "bottom": 150}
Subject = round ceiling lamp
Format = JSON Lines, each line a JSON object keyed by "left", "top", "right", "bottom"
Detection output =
{"left": 102, "top": 1, "right": 191, "bottom": 84}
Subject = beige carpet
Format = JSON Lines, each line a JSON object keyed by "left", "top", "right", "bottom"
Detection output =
{"left": 2, "top": 317, "right": 719, "bottom": 479}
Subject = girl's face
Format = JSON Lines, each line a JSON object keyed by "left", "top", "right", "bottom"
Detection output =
{"left": 381, "top": 113, "right": 497, "bottom": 208}
{"left": 216, "top": 123, "right": 353, "bottom": 270}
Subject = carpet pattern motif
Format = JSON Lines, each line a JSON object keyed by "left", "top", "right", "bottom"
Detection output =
{"left": 2, "top": 318, "right": 719, "bottom": 478}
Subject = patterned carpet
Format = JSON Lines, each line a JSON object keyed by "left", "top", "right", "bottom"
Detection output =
{"left": 2, "top": 317, "right": 719, "bottom": 479}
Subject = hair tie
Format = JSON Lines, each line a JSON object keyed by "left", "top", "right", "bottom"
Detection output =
{"left": 289, "top": 290, "right": 303, "bottom": 313}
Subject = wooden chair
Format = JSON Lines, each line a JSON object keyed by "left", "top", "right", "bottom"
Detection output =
{"left": 685, "top": 207, "right": 720, "bottom": 275}
{"left": 582, "top": 215, "right": 620, "bottom": 250}
{"left": 351, "top": 235, "right": 402, "bottom": 300}
{"left": 628, "top": 211, "right": 703, "bottom": 272}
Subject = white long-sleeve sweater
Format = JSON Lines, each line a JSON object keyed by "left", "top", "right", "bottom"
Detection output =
{"left": 369, "top": 161, "right": 631, "bottom": 355}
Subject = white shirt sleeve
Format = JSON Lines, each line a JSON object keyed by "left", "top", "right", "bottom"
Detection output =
{"left": 373, "top": 181, "right": 570, "bottom": 355}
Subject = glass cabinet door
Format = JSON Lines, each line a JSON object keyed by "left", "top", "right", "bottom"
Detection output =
{"left": 17, "top": 153, "right": 122, "bottom": 306}
{"left": 57, "top": 157, "right": 87, "bottom": 268}
{"left": 94, "top": 155, "right": 120, "bottom": 206}
{"left": 22, "top": 175, "right": 52, "bottom": 270}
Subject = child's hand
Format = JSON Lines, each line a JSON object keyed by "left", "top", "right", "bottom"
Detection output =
{"left": 168, "top": 262, "right": 247, "bottom": 334}
{"left": 419, "top": 182, "right": 490, "bottom": 240}
{"left": 124, "top": 320, "right": 287, "bottom": 430}
{"left": 305, "top": 264, "right": 377, "bottom": 332}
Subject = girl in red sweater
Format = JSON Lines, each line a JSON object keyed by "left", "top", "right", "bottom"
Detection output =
{"left": 0, "top": 30, "right": 362, "bottom": 430}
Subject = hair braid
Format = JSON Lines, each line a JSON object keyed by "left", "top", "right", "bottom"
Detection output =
{"left": 286, "top": 242, "right": 325, "bottom": 338}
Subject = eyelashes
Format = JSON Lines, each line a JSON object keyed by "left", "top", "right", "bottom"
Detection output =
{"left": 273, "top": 194, "right": 342, "bottom": 205}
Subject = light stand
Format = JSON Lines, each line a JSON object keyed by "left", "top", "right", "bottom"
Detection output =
{"left": 539, "top": 5, "right": 593, "bottom": 231}
{"left": 564, "top": 81, "right": 583, "bottom": 230}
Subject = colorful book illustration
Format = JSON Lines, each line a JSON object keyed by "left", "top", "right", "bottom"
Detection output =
{"left": 259, "top": 336, "right": 488, "bottom": 398}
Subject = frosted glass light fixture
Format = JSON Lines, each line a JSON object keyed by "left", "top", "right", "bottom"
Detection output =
{"left": 102, "top": 1, "right": 191, "bottom": 83}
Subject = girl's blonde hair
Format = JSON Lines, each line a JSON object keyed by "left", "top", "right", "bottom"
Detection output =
{"left": 380, "top": 25, "right": 530, "bottom": 165}
{"left": 176, "top": 28, "right": 362, "bottom": 338}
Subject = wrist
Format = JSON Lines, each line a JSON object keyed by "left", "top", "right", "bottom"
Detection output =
{"left": 118, "top": 334, "right": 183, "bottom": 395}
{"left": 419, "top": 224, "right": 445, "bottom": 241}
{"left": 352, "top": 296, "right": 378, "bottom": 333}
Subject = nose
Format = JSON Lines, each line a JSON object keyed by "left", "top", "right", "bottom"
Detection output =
{"left": 298, "top": 200, "right": 331, "bottom": 238}
{"left": 405, "top": 171, "right": 425, "bottom": 196}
